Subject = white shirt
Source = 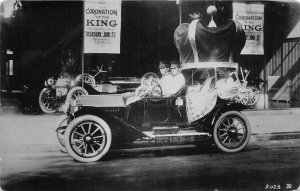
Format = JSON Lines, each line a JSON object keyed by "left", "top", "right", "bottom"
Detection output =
{"left": 215, "top": 77, "right": 239, "bottom": 99}
{"left": 201, "top": 76, "right": 215, "bottom": 93}
{"left": 164, "top": 73, "right": 185, "bottom": 96}
{"left": 160, "top": 73, "right": 173, "bottom": 96}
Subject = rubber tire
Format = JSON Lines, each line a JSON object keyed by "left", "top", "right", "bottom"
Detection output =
{"left": 235, "top": 88, "right": 249, "bottom": 105}
{"left": 75, "top": 73, "right": 96, "bottom": 88}
{"left": 246, "top": 86, "right": 260, "bottom": 106}
{"left": 53, "top": 115, "right": 70, "bottom": 153}
{"left": 38, "top": 88, "right": 58, "bottom": 114}
{"left": 64, "top": 115, "right": 112, "bottom": 163}
{"left": 66, "top": 86, "right": 88, "bottom": 104}
{"left": 213, "top": 111, "right": 251, "bottom": 153}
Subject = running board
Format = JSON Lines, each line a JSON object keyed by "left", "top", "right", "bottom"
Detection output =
{"left": 143, "top": 130, "right": 209, "bottom": 138}
{"left": 142, "top": 130, "right": 210, "bottom": 144}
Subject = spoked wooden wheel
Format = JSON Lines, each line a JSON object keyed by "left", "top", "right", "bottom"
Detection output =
{"left": 246, "top": 86, "right": 260, "bottom": 106}
{"left": 75, "top": 73, "right": 96, "bottom": 88}
{"left": 38, "top": 88, "right": 58, "bottom": 113}
{"left": 235, "top": 88, "right": 249, "bottom": 105}
{"left": 213, "top": 111, "right": 251, "bottom": 153}
{"left": 64, "top": 115, "right": 112, "bottom": 162}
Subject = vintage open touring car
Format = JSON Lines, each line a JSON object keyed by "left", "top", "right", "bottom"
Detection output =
{"left": 36, "top": 65, "right": 140, "bottom": 114}
{"left": 54, "top": 62, "right": 252, "bottom": 163}
{"left": 53, "top": 15, "right": 255, "bottom": 162}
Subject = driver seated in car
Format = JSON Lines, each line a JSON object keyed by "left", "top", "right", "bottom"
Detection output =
{"left": 163, "top": 61, "right": 185, "bottom": 97}
{"left": 158, "top": 61, "right": 172, "bottom": 97}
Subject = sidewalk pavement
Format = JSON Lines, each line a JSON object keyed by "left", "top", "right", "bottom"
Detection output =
{"left": 243, "top": 108, "right": 300, "bottom": 132}
{"left": 242, "top": 109, "right": 300, "bottom": 142}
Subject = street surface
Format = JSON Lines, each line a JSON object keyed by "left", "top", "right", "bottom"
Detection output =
{"left": 0, "top": 111, "right": 300, "bottom": 191}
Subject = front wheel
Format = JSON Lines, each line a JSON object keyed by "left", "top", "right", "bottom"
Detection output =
{"left": 38, "top": 88, "right": 58, "bottom": 113}
{"left": 213, "top": 111, "right": 251, "bottom": 153}
{"left": 64, "top": 115, "right": 112, "bottom": 162}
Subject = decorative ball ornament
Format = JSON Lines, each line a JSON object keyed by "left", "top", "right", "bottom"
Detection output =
{"left": 207, "top": 5, "right": 217, "bottom": 28}
{"left": 207, "top": 5, "right": 217, "bottom": 16}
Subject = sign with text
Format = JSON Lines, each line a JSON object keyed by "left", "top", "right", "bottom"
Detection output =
{"left": 84, "top": 0, "right": 121, "bottom": 53}
{"left": 233, "top": 3, "right": 264, "bottom": 55}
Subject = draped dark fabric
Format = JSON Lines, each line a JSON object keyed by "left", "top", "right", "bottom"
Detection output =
{"left": 174, "top": 20, "right": 246, "bottom": 64}
{"left": 174, "top": 23, "right": 194, "bottom": 64}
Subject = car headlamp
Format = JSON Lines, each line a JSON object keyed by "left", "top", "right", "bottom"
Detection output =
{"left": 47, "top": 78, "right": 55, "bottom": 86}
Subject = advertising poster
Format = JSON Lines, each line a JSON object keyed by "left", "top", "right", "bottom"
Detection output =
{"left": 233, "top": 2, "right": 264, "bottom": 55}
{"left": 84, "top": 0, "right": 121, "bottom": 53}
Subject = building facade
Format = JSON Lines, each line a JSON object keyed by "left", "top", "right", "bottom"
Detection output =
{"left": 1, "top": 0, "right": 299, "bottom": 107}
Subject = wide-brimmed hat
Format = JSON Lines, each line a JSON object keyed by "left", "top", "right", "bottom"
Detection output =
{"left": 170, "top": 60, "right": 180, "bottom": 69}
{"left": 159, "top": 61, "right": 170, "bottom": 69}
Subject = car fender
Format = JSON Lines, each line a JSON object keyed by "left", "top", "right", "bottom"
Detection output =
{"left": 73, "top": 107, "right": 146, "bottom": 143}
{"left": 210, "top": 101, "right": 248, "bottom": 127}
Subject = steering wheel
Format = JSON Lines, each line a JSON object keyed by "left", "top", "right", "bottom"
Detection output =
{"left": 148, "top": 81, "right": 163, "bottom": 96}
{"left": 135, "top": 79, "right": 163, "bottom": 98}
{"left": 141, "top": 72, "right": 159, "bottom": 87}
{"left": 135, "top": 86, "right": 148, "bottom": 97}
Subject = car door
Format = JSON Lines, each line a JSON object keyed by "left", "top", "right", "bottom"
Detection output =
{"left": 145, "top": 97, "right": 170, "bottom": 123}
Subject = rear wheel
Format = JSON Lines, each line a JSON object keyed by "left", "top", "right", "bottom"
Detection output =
{"left": 213, "top": 111, "right": 251, "bottom": 153}
{"left": 75, "top": 73, "right": 96, "bottom": 88}
{"left": 64, "top": 115, "right": 112, "bottom": 162}
{"left": 247, "top": 86, "right": 260, "bottom": 106}
{"left": 234, "top": 88, "right": 249, "bottom": 105}
{"left": 38, "top": 88, "right": 58, "bottom": 113}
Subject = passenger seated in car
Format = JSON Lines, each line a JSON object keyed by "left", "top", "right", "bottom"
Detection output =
{"left": 164, "top": 61, "right": 185, "bottom": 96}
{"left": 200, "top": 68, "right": 216, "bottom": 93}
{"left": 215, "top": 68, "right": 239, "bottom": 100}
